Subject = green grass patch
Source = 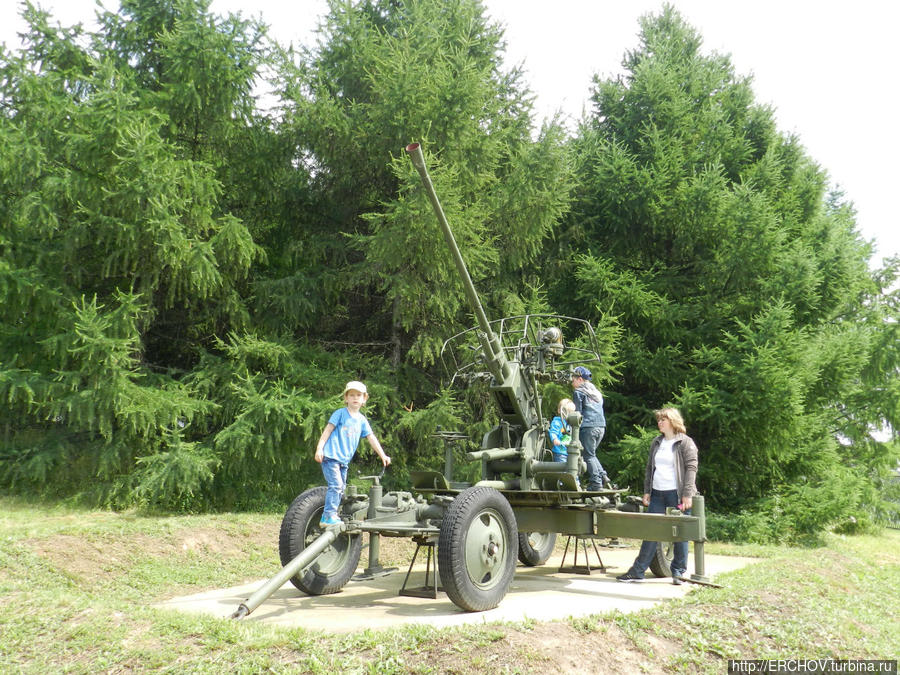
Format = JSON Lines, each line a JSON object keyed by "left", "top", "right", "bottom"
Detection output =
{"left": 1, "top": 496, "right": 897, "bottom": 673}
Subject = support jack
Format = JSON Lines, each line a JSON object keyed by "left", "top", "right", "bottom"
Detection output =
{"left": 559, "top": 535, "right": 609, "bottom": 575}
{"left": 399, "top": 538, "right": 443, "bottom": 599}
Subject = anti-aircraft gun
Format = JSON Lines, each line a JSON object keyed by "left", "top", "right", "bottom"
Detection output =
{"left": 231, "top": 143, "right": 712, "bottom": 619}
{"left": 406, "top": 141, "right": 595, "bottom": 497}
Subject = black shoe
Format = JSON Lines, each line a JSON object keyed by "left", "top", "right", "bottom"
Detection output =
{"left": 616, "top": 571, "right": 644, "bottom": 582}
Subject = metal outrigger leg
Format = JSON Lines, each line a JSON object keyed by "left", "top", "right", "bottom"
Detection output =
{"left": 398, "top": 535, "right": 442, "bottom": 598}
{"left": 352, "top": 474, "right": 399, "bottom": 581}
{"left": 559, "top": 534, "right": 608, "bottom": 575}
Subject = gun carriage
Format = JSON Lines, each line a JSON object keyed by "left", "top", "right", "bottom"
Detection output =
{"left": 232, "top": 143, "right": 710, "bottom": 619}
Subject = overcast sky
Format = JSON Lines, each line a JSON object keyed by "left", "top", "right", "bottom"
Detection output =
{"left": 2, "top": 0, "right": 897, "bottom": 266}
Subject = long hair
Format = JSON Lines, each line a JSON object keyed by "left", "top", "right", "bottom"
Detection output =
{"left": 655, "top": 407, "right": 686, "bottom": 434}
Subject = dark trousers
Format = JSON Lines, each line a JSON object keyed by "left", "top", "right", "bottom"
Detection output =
{"left": 629, "top": 488, "right": 690, "bottom": 577}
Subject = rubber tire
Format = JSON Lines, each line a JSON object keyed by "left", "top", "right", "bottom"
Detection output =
{"left": 278, "top": 486, "right": 362, "bottom": 595}
{"left": 517, "top": 531, "right": 557, "bottom": 566}
{"left": 438, "top": 486, "right": 518, "bottom": 612}
{"left": 648, "top": 541, "right": 674, "bottom": 578}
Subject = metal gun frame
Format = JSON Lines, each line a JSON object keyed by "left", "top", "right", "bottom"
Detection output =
{"left": 232, "top": 143, "right": 712, "bottom": 619}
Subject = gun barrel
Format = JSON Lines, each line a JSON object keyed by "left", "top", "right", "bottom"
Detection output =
{"left": 406, "top": 143, "right": 508, "bottom": 378}
{"left": 231, "top": 525, "right": 340, "bottom": 619}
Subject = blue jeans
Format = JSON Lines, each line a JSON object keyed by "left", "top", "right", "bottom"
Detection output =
{"left": 321, "top": 457, "right": 348, "bottom": 521}
{"left": 629, "top": 489, "right": 690, "bottom": 578}
{"left": 579, "top": 426, "right": 607, "bottom": 490}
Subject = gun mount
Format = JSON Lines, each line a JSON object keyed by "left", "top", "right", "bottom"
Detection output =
{"left": 233, "top": 142, "right": 714, "bottom": 617}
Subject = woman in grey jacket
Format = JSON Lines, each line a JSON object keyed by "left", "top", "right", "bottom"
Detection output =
{"left": 617, "top": 407, "right": 699, "bottom": 584}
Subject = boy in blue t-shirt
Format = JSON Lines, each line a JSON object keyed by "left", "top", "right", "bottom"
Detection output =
{"left": 314, "top": 381, "right": 390, "bottom": 526}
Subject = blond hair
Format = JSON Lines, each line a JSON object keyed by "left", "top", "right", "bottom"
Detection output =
{"left": 655, "top": 407, "right": 686, "bottom": 434}
{"left": 558, "top": 398, "right": 575, "bottom": 418}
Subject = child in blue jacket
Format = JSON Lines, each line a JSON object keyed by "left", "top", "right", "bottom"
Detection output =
{"left": 548, "top": 398, "right": 576, "bottom": 462}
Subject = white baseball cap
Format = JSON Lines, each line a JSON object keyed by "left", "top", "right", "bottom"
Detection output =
{"left": 343, "top": 381, "right": 367, "bottom": 395}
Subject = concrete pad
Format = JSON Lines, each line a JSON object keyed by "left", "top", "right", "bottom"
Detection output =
{"left": 157, "top": 546, "right": 756, "bottom": 632}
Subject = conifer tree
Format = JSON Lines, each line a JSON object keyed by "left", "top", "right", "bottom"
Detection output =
{"left": 0, "top": 0, "right": 568, "bottom": 507}
{"left": 0, "top": 1, "right": 263, "bottom": 506}
{"left": 561, "top": 6, "right": 899, "bottom": 538}
{"left": 273, "top": 0, "right": 572, "bottom": 366}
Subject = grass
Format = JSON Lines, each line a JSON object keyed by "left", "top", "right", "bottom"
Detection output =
{"left": 1, "top": 495, "right": 898, "bottom": 673}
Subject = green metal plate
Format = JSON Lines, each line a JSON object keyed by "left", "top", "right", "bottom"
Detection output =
{"left": 410, "top": 470, "right": 451, "bottom": 490}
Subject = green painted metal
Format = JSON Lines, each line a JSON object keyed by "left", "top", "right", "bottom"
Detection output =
{"left": 594, "top": 504, "right": 702, "bottom": 541}
{"left": 463, "top": 507, "right": 510, "bottom": 590}
{"left": 691, "top": 494, "right": 708, "bottom": 581}
{"left": 511, "top": 505, "right": 594, "bottom": 533}
{"left": 524, "top": 531, "right": 555, "bottom": 553}
{"left": 234, "top": 142, "right": 715, "bottom": 618}
{"left": 232, "top": 525, "right": 340, "bottom": 619}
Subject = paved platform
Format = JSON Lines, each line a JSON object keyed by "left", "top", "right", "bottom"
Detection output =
{"left": 157, "top": 544, "right": 757, "bottom": 632}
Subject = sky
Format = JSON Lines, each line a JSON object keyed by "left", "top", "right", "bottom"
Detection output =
{"left": 2, "top": 0, "right": 897, "bottom": 267}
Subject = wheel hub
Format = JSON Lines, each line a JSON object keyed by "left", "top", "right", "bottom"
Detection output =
{"left": 464, "top": 511, "right": 508, "bottom": 586}
{"left": 483, "top": 537, "right": 501, "bottom": 565}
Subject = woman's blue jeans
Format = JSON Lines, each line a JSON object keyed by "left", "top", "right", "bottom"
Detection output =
{"left": 629, "top": 488, "right": 690, "bottom": 578}
{"left": 321, "top": 457, "right": 348, "bottom": 521}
